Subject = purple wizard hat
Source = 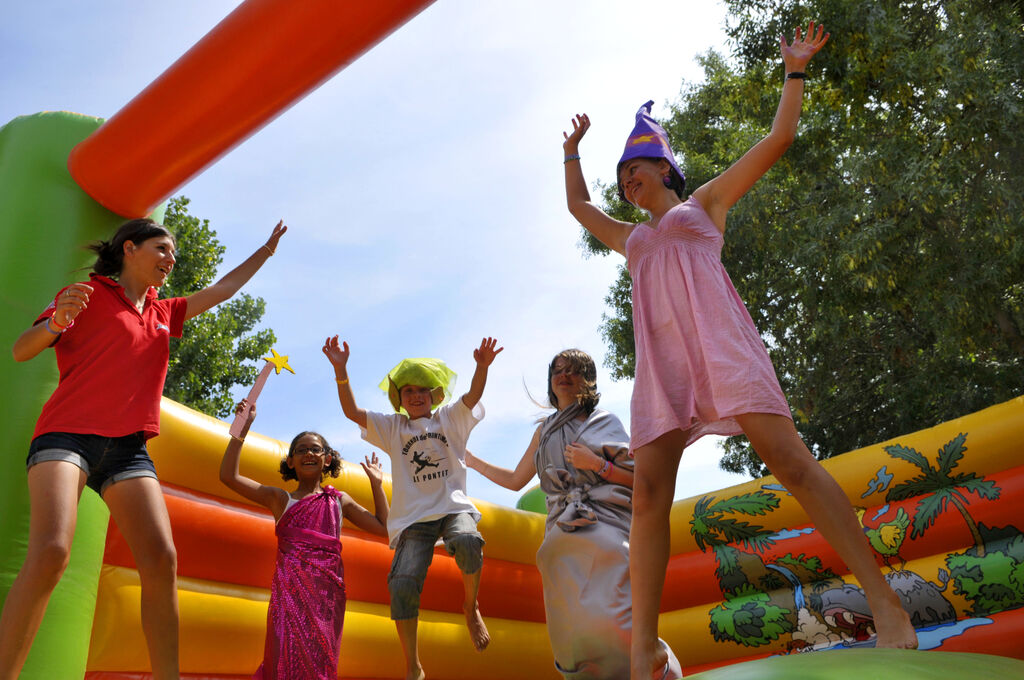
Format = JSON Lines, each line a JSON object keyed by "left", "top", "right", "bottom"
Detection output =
{"left": 616, "top": 100, "right": 685, "bottom": 203}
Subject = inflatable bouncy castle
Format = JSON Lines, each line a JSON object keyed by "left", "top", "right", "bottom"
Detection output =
{"left": 2, "top": 1, "right": 1023, "bottom": 678}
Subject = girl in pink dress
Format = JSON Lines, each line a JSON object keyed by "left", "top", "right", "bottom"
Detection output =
{"left": 221, "top": 400, "right": 389, "bottom": 679}
{"left": 561, "top": 22, "right": 917, "bottom": 679}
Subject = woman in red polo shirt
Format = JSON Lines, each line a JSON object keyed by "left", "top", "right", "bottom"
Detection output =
{"left": 1, "top": 216, "right": 286, "bottom": 680}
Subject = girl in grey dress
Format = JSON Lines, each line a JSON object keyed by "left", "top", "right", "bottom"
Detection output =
{"left": 467, "top": 349, "right": 680, "bottom": 679}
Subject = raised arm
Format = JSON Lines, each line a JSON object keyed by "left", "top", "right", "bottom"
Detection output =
{"left": 465, "top": 426, "right": 541, "bottom": 492}
{"left": 461, "top": 336, "right": 503, "bottom": 410}
{"left": 693, "top": 21, "right": 830, "bottom": 231}
{"left": 323, "top": 335, "right": 368, "bottom": 429}
{"left": 341, "top": 452, "right": 389, "bottom": 537}
{"left": 12, "top": 282, "right": 95, "bottom": 362}
{"left": 563, "top": 114, "right": 635, "bottom": 256}
{"left": 184, "top": 220, "right": 287, "bottom": 319}
{"left": 219, "top": 400, "right": 289, "bottom": 518}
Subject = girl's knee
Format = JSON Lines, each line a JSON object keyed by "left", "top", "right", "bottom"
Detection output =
{"left": 24, "top": 540, "right": 73, "bottom": 588}
{"left": 632, "top": 470, "right": 674, "bottom": 518}
{"left": 136, "top": 542, "right": 177, "bottom": 581}
{"left": 447, "top": 534, "right": 483, "bottom": 575}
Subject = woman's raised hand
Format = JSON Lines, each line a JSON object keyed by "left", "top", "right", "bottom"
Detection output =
{"left": 562, "top": 113, "right": 590, "bottom": 153}
{"left": 264, "top": 220, "right": 288, "bottom": 255}
{"left": 781, "top": 21, "right": 829, "bottom": 72}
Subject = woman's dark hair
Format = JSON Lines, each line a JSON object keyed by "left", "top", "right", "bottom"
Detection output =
{"left": 87, "top": 218, "right": 176, "bottom": 277}
{"left": 279, "top": 431, "right": 342, "bottom": 481}
{"left": 547, "top": 349, "right": 600, "bottom": 415}
{"left": 616, "top": 157, "right": 686, "bottom": 204}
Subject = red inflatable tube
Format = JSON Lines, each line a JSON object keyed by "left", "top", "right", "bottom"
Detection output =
{"left": 68, "top": 0, "right": 434, "bottom": 217}
{"left": 103, "top": 484, "right": 546, "bottom": 622}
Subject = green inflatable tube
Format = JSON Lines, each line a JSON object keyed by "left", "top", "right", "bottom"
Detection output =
{"left": 0, "top": 112, "right": 163, "bottom": 680}
{"left": 690, "top": 648, "right": 1024, "bottom": 679}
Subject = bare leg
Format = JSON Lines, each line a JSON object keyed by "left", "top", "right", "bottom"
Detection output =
{"left": 735, "top": 413, "right": 918, "bottom": 649}
{"left": 395, "top": 618, "right": 425, "bottom": 680}
{"left": 461, "top": 569, "right": 490, "bottom": 651}
{"left": 629, "top": 429, "right": 687, "bottom": 680}
{"left": 104, "top": 477, "right": 181, "bottom": 680}
{"left": 0, "top": 462, "right": 86, "bottom": 680}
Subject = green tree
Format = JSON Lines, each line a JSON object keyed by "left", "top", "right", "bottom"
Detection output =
{"left": 582, "top": 0, "right": 1024, "bottom": 476}
{"left": 160, "top": 196, "right": 276, "bottom": 417}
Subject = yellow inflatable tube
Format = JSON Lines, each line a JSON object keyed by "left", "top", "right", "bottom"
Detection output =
{"left": 89, "top": 566, "right": 559, "bottom": 678}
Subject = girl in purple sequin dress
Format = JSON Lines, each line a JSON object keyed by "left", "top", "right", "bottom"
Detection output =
{"left": 221, "top": 400, "right": 389, "bottom": 680}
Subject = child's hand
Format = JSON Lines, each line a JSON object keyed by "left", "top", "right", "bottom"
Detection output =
{"left": 264, "top": 220, "right": 288, "bottom": 254}
{"left": 780, "top": 21, "right": 829, "bottom": 72}
{"left": 564, "top": 441, "right": 603, "bottom": 472}
{"left": 473, "top": 337, "right": 504, "bottom": 367}
{"left": 235, "top": 399, "right": 256, "bottom": 439}
{"left": 361, "top": 452, "right": 384, "bottom": 486}
{"left": 562, "top": 113, "right": 590, "bottom": 154}
{"left": 322, "top": 335, "right": 351, "bottom": 370}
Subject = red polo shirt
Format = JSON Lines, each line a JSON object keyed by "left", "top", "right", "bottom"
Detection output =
{"left": 33, "top": 274, "right": 188, "bottom": 440}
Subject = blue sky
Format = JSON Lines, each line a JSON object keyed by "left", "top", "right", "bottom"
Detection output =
{"left": 2, "top": 0, "right": 751, "bottom": 507}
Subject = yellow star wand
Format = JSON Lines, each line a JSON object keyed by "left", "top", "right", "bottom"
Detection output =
{"left": 228, "top": 348, "right": 295, "bottom": 438}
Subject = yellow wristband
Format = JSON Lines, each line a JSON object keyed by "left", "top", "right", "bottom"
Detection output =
{"left": 336, "top": 378, "right": 349, "bottom": 385}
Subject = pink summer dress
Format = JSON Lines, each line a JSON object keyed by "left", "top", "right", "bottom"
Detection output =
{"left": 625, "top": 196, "right": 792, "bottom": 451}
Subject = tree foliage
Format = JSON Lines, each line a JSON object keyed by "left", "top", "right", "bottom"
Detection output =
{"left": 160, "top": 196, "right": 276, "bottom": 417}
{"left": 583, "top": 0, "right": 1024, "bottom": 476}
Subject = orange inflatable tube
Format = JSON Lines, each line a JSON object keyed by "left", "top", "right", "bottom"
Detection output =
{"left": 68, "top": 0, "right": 434, "bottom": 217}
{"left": 102, "top": 484, "right": 546, "bottom": 622}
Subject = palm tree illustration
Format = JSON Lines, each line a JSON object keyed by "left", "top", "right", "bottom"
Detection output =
{"left": 884, "top": 433, "right": 999, "bottom": 557}
{"left": 691, "top": 491, "right": 780, "bottom": 582}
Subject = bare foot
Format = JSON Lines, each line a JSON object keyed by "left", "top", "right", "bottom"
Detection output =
{"left": 872, "top": 599, "right": 918, "bottom": 649}
{"left": 404, "top": 666, "right": 425, "bottom": 680}
{"left": 464, "top": 602, "right": 490, "bottom": 651}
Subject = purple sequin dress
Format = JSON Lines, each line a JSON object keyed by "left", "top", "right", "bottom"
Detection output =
{"left": 254, "top": 487, "right": 346, "bottom": 680}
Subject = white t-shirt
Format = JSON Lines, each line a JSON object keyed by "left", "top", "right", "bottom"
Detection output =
{"left": 363, "top": 399, "right": 483, "bottom": 547}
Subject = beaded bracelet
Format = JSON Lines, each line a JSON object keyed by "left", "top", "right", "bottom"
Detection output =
{"left": 598, "top": 460, "right": 613, "bottom": 478}
{"left": 45, "top": 317, "right": 67, "bottom": 335}
{"left": 564, "top": 154, "right": 581, "bottom": 164}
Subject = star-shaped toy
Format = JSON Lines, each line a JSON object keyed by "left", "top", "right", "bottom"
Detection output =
{"left": 264, "top": 348, "right": 295, "bottom": 375}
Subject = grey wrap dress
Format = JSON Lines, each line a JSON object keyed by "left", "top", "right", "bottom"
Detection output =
{"left": 534, "top": 403, "right": 681, "bottom": 679}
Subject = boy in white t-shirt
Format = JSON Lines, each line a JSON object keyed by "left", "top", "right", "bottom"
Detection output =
{"left": 323, "top": 335, "right": 502, "bottom": 680}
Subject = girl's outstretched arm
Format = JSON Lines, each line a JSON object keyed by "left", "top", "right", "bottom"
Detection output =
{"left": 563, "top": 113, "right": 634, "bottom": 256}
{"left": 693, "top": 21, "right": 830, "bottom": 232}
{"left": 323, "top": 335, "right": 368, "bottom": 429}
{"left": 219, "top": 400, "right": 289, "bottom": 519}
{"left": 184, "top": 220, "right": 287, "bottom": 319}
{"left": 465, "top": 426, "right": 541, "bottom": 492}
{"left": 341, "top": 452, "right": 389, "bottom": 537}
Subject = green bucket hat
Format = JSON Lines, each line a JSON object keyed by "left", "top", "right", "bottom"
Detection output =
{"left": 379, "top": 358, "right": 457, "bottom": 414}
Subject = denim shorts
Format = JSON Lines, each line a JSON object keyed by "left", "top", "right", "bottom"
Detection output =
{"left": 387, "top": 512, "right": 484, "bottom": 620}
{"left": 27, "top": 431, "right": 158, "bottom": 496}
